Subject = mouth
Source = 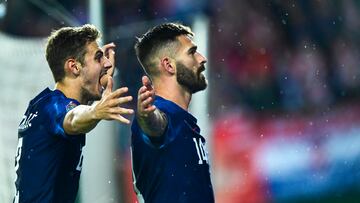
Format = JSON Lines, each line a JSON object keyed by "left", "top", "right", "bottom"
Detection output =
{"left": 99, "top": 72, "right": 107, "bottom": 93}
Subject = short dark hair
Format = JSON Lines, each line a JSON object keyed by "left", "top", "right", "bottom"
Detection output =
{"left": 134, "top": 22, "right": 193, "bottom": 77}
{"left": 46, "top": 24, "right": 100, "bottom": 82}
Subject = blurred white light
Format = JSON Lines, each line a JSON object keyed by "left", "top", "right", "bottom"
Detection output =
{"left": 0, "top": 3, "right": 6, "bottom": 18}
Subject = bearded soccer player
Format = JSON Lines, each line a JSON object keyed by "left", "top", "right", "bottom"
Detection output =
{"left": 131, "top": 22, "right": 214, "bottom": 203}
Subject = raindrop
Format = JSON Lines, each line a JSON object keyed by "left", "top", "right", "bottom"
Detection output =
{"left": 237, "top": 42, "right": 242, "bottom": 46}
{"left": 284, "top": 76, "right": 288, "bottom": 80}
{"left": 138, "top": 9, "right": 142, "bottom": 13}
{"left": 309, "top": 121, "right": 313, "bottom": 126}
{"left": 218, "top": 28, "right": 222, "bottom": 32}
{"left": 221, "top": 58, "right": 225, "bottom": 62}
{"left": 281, "top": 19, "right": 287, "bottom": 25}
{"left": 260, "top": 134, "right": 264, "bottom": 138}
{"left": 108, "top": 180, "right": 112, "bottom": 184}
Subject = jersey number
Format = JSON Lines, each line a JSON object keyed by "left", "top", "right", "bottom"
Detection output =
{"left": 193, "top": 138, "right": 208, "bottom": 164}
{"left": 14, "top": 137, "right": 23, "bottom": 203}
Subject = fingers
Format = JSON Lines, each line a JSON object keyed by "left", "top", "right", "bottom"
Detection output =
{"left": 108, "top": 95, "right": 133, "bottom": 107}
{"left": 109, "top": 87, "right": 130, "bottom": 99}
{"left": 112, "top": 114, "right": 131, "bottom": 124}
{"left": 109, "top": 106, "right": 134, "bottom": 115}
{"left": 137, "top": 76, "right": 156, "bottom": 116}
{"left": 103, "top": 76, "right": 113, "bottom": 96}
{"left": 142, "top": 75, "right": 153, "bottom": 91}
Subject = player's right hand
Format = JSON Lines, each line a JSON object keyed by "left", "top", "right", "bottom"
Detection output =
{"left": 137, "top": 75, "right": 156, "bottom": 117}
{"left": 94, "top": 76, "right": 134, "bottom": 124}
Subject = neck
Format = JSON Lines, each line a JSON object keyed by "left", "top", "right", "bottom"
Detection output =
{"left": 55, "top": 80, "right": 83, "bottom": 104}
{"left": 153, "top": 77, "right": 191, "bottom": 110}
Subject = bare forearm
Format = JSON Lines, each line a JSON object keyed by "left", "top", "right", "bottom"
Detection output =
{"left": 63, "top": 105, "right": 100, "bottom": 135}
{"left": 137, "top": 108, "right": 167, "bottom": 137}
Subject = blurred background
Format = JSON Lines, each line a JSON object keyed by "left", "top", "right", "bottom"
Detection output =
{"left": 1, "top": 0, "right": 360, "bottom": 202}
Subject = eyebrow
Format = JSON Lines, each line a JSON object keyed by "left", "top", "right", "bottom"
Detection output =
{"left": 187, "top": 45, "right": 197, "bottom": 54}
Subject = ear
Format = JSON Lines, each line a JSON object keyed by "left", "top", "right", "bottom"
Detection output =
{"left": 65, "top": 58, "right": 80, "bottom": 76}
{"left": 160, "top": 57, "right": 175, "bottom": 75}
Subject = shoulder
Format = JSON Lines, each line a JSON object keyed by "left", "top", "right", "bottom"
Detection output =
{"left": 154, "top": 96, "right": 183, "bottom": 117}
{"left": 30, "top": 88, "right": 79, "bottom": 115}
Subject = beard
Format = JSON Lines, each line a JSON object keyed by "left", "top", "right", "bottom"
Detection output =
{"left": 176, "top": 61, "right": 207, "bottom": 94}
{"left": 80, "top": 86, "right": 101, "bottom": 104}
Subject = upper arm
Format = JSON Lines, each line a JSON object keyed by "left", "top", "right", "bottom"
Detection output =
{"left": 46, "top": 100, "right": 70, "bottom": 138}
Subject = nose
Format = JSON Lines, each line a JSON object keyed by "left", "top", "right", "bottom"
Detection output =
{"left": 103, "top": 57, "right": 112, "bottom": 71}
{"left": 197, "top": 52, "right": 207, "bottom": 65}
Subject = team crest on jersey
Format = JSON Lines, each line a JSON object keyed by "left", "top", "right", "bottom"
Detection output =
{"left": 66, "top": 101, "right": 77, "bottom": 112}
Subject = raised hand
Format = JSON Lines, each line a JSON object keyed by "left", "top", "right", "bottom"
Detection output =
{"left": 100, "top": 42, "right": 116, "bottom": 87}
{"left": 94, "top": 76, "right": 134, "bottom": 124}
{"left": 137, "top": 75, "right": 156, "bottom": 117}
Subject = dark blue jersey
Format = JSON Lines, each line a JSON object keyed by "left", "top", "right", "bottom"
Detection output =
{"left": 131, "top": 96, "right": 214, "bottom": 203}
{"left": 14, "top": 88, "right": 85, "bottom": 203}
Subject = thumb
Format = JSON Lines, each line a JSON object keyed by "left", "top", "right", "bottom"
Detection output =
{"left": 103, "top": 76, "right": 113, "bottom": 95}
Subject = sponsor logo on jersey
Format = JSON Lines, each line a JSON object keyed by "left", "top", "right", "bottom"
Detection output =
{"left": 19, "top": 111, "right": 38, "bottom": 130}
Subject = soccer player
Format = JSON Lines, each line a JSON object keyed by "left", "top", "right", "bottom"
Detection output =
{"left": 13, "top": 24, "right": 134, "bottom": 203}
{"left": 131, "top": 22, "right": 214, "bottom": 202}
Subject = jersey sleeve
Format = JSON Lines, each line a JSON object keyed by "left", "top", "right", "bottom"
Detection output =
{"left": 45, "top": 98, "right": 78, "bottom": 139}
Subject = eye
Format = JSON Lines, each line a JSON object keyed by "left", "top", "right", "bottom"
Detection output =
{"left": 95, "top": 51, "right": 104, "bottom": 62}
{"left": 189, "top": 49, "right": 196, "bottom": 55}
